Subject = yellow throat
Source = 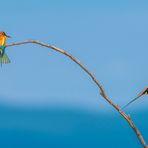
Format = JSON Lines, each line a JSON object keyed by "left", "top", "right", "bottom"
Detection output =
{"left": 0, "top": 36, "right": 6, "bottom": 45}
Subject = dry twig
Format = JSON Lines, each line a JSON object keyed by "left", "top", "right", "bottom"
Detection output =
{"left": 6, "top": 40, "right": 148, "bottom": 148}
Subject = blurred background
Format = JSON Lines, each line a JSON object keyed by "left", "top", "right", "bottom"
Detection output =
{"left": 0, "top": 0, "right": 148, "bottom": 147}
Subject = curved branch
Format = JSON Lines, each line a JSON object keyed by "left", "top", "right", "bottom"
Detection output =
{"left": 6, "top": 40, "right": 148, "bottom": 148}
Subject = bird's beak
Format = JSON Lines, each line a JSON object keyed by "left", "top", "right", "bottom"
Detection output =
{"left": 6, "top": 34, "right": 11, "bottom": 38}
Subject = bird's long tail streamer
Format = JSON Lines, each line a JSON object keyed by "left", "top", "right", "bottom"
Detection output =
{"left": 122, "top": 95, "right": 141, "bottom": 110}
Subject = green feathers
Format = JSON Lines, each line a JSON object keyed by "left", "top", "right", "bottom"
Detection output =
{"left": 0, "top": 53, "right": 10, "bottom": 64}
{"left": 0, "top": 45, "right": 10, "bottom": 65}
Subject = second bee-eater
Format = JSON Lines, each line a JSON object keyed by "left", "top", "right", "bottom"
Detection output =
{"left": 122, "top": 86, "right": 148, "bottom": 109}
{"left": 0, "top": 32, "right": 11, "bottom": 65}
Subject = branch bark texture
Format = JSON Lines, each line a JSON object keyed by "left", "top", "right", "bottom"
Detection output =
{"left": 6, "top": 40, "right": 148, "bottom": 148}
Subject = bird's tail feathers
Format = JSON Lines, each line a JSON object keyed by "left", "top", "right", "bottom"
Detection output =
{"left": 0, "top": 53, "right": 10, "bottom": 65}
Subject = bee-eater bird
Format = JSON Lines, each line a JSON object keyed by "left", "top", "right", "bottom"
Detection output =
{"left": 0, "top": 31, "right": 11, "bottom": 65}
{"left": 122, "top": 86, "right": 148, "bottom": 109}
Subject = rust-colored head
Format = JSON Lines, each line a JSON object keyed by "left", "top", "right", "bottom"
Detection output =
{"left": 0, "top": 32, "right": 11, "bottom": 38}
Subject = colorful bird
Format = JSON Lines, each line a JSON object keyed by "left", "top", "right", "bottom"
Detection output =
{"left": 122, "top": 86, "right": 148, "bottom": 109}
{"left": 0, "top": 31, "right": 11, "bottom": 65}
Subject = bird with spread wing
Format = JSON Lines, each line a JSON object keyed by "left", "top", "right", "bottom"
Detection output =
{"left": 122, "top": 86, "right": 148, "bottom": 109}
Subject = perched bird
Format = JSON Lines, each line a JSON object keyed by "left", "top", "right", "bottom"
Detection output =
{"left": 0, "top": 31, "right": 11, "bottom": 65}
{"left": 122, "top": 86, "right": 148, "bottom": 109}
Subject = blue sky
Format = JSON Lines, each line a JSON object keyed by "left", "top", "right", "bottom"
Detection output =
{"left": 0, "top": 0, "right": 148, "bottom": 111}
